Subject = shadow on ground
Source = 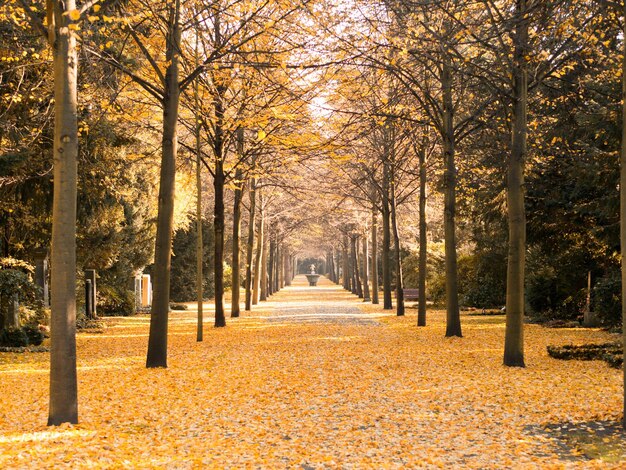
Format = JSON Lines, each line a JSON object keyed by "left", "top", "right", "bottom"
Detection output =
{"left": 527, "top": 420, "right": 626, "bottom": 463}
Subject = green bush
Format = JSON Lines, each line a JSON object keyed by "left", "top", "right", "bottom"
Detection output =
{"left": 428, "top": 272, "right": 446, "bottom": 306}
{"left": 547, "top": 343, "right": 622, "bottom": 368}
{"left": 403, "top": 244, "right": 446, "bottom": 305}
{"left": 0, "top": 268, "right": 37, "bottom": 303}
{"left": 592, "top": 272, "right": 621, "bottom": 326}
{"left": 526, "top": 264, "right": 558, "bottom": 316}
{"left": 170, "top": 220, "right": 215, "bottom": 302}
{"left": 98, "top": 285, "right": 135, "bottom": 316}
{"left": 22, "top": 324, "right": 44, "bottom": 346}
{"left": 0, "top": 327, "right": 29, "bottom": 347}
{"left": 458, "top": 252, "right": 506, "bottom": 308}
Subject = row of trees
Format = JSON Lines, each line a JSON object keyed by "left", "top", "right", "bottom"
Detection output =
{"left": 2, "top": 0, "right": 626, "bottom": 427}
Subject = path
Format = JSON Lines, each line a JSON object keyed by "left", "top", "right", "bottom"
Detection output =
{"left": 250, "top": 275, "right": 383, "bottom": 325}
{"left": 0, "top": 275, "right": 624, "bottom": 468}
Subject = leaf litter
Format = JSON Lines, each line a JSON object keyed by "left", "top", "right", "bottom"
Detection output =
{"left": 0, "top": 277, "right": 624, "bottom": 468}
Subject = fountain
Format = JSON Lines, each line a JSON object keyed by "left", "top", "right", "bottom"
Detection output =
{"left": 305, "top": 264, "right": 320, "bottom": 286}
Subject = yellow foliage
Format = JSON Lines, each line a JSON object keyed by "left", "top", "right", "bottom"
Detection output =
{"left": 68, "top": 9, "right": 80, "bottom": 21}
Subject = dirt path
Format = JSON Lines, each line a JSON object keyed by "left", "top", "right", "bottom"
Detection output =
{"left": 248, "top": 275, "right": 384, "bottom": 325}
{"left": 0, "top": 275, "right": 624, "bottom": 468}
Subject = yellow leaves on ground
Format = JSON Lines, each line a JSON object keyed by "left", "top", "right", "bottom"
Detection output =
{"left": 0, "top": 276, "right": 623, "bottom": 468}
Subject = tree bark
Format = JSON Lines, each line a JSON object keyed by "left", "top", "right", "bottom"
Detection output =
{"left": 212, "top": 81, "right": 227, "bottom": 328}
{"left": 619, "top": 2, "right": 626, "bottom": 429}
{"left": 620, "top": 0, "right": 626, "bottom": 428}
{"left": 279, "top": 241, "right": 285, "bottom": 289}
{"left": 328, "top": 250, "right": 335, "bottom": 283}
{"left": 382, "top": 155, "right": 393, "bottom": 310}
{"left": 284, "top": 248, "right": 291, "bottom": 286}
{"left": 147, "top": 1, "right": 180, "bottom": 367}
{"left": 48, "top": 0, "right": 78, "bottom": 426}
{"left": 231, "top": 176, "right": 244, "bottom": 317}
{"left": 504, "top": 0, "right": 529, "bottom": 367}
{"left": 362, "top": 231, "right": 371, "bottom": 302}
{"left": 390, "top": 167, "right": 404, "bottom": 316}
{"left": 352, "top": 235, "right": 363, "bottom": 298}
{"left": 48, "top": 0, "right": 79, "bottom": 425}
{"left": 252, "top": 192, "right": 264, "bottom": 305}
{"left": 371, "top": 205, "right": 379, "bottom": 304}
{"left": 194, "top": 49, "right": 203, "bottom": 340}
{"left": 213, "top": 169, "right": 226, "bottom": 327}
{"left": 418, "top": 139, "right": 428, "bottom": 326}
{"left": 442, "top": 54, "right": 461, "bottom": 337}
{"left": 260, "top": 220, "right": 269, "bottom": 301}
{"left": 195, "top": 126, "right": 203, "bottom": 339}
{"left": 231, "top": 129, "right": 245, "bottom": 318}
{"left": 267, "top": 229, "right": 275, "bottom": 297}
{"left": 244, "top": 177, "right": 256, "bottom": 311}
{"left": 342, "top": 233, "right": 350, "bottom": 290}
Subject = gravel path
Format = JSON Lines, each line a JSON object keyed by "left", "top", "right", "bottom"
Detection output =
{"left": 259, "top": 275, "right": 382, "bottom": 325}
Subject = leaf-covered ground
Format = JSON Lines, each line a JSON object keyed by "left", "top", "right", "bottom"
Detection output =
{"left": 1, "top": 276, "right": 624, "bottom": 468}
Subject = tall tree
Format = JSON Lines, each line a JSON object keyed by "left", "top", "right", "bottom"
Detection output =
{"left": 145, "top": 0, "right": 181, "bottom": 367}
{"left": 46, "top": 0, "right": 80, "bottom": 426}
{"left": 231, "top": 128, "right": 245, "bottom": 318}
{"left": 503, "top": 0, "right": 529, "bottom": 367}
{"left": 619, "top": 2, "right": 626, "bottom": 429}
{"left": 17, "top": 0, "right": 109, "bottom": 425}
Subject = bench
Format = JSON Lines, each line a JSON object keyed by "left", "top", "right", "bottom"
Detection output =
{"left": 403, "top": 288, "right": 420, "bottom": 301}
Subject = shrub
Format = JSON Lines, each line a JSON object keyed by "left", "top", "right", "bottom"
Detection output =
{"left": 458, "top": 252, "right": 506, "bottom": 308}
{"left": 547, "top": 343, "right": 622, "bottom": 369}
{"left": 0, "top": 268, "right": 37, "bottom": 303}
{"left": 22, "top": 324, "right": 44, "bottom": 346}
{"left": 0, "top": 327, "right": 29, "bottom": 347}
{"left": 526, "top": 264, "right": 558, "bottom": 316}
{"left": 592, "top": 272, "right": 621, "bottom": 326}
{"left": 98, "top": 285, "right": 135, "bottom": 316}
{"left": 170, "top": 220, "right": 215, "bottom": 302}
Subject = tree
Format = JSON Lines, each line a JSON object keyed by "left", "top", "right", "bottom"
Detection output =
{"left": 620, "top": 2, "right": 626, "bottom": 429}
{"left": 15, "top": 0, "right": 87, "bottom": 426}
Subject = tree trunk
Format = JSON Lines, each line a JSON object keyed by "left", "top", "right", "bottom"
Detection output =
{"left": 442, "top": 54, "right": 461, "bottom": 337}
{"left": 362, "top": 231, "right": 371, "bottom": 302}
{"left": 504, "top": 0, "right": 529, "bottom": 367}
{"left": 279, "top": 242, "right": 285, "bottom": 289}
{"left": 284, "top": 249, "right": 291, "bottom": 286}
{"left": 252, "top": 192, "right": 264, "bottom": 305}
{"left": 245, "top": 178, "right": 256, "bottom": 311}
{"left": 260, "top": 221, "right": 269, "bottom": 301}
{"left": 147, "top": 1, "right": 180, "bottom": 367}
{"left": 352, "top": 235, "right": 363, "bottom": 298}
{"left": 231, "top": 129, "right": 245, "bottom": 318}
{"left": 619, "top": 2, "right": 626, "bottom": 429}
{"left": 231, "top": 176, "right": 244, "bottom": 317}
{"left": 382, "top": 159, "right": 393, "bottom": 310}
{"left": 213, "top": 167, "right": 226, "bottom": 327}
{"left": 195, "top": 132, "right": 203, "bottom": 339}
{"left": 48, "top": 0, "right": 79, "bottom": 425}
{"left": 194, "top": 59, "right": 203, "bottom": 340}
{"left": 390, "top": 168, "right": 404, "bottom": 316}
{"left": 268, "top": 229, "right": 275, "bottom": 297}
{"left": 212, "top": 83, "right": 227, "bottom": 327}
{"left": 342, "top": 233, "right": 350, "bottom": 290}
{"left": 371, "top": 205, "right": 379, "bottom": 304}
{"left": 418, "top": 139, "right": 428, "bottom": 327}
{"left": 349, "top": 236, "right": 357, "bottom": 294}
